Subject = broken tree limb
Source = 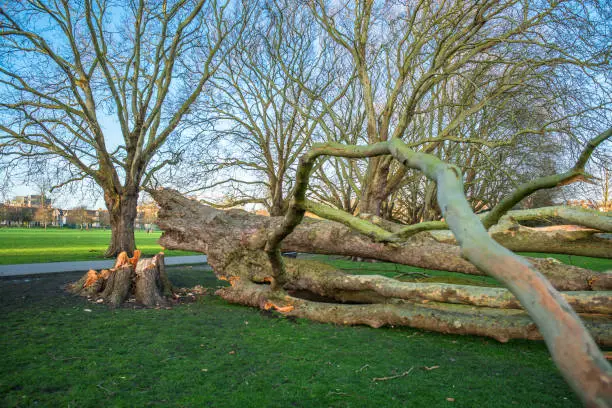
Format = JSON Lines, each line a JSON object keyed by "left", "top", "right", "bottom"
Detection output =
{"left": 216, "top": 279, "right": 612, "bottom": 346}
{"left": 501, "top": 206, "right": 612, "bottom": 232}
{"left": 278, "top": 260, "right": 612, "bottom": 314}
{"left": 314, "top": 203, "right": 612, "bottom": 258}
{"left": 283, "top": 217, "right": 611, "bottom": 291}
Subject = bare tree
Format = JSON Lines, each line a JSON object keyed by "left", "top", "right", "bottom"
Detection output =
{"left": 0, "top": 0, "right": 246, "bottom": 256}
{"left": 33, "top": 206, "right": 52, "bottom": 229}
{"left": 197, "top": 0, "right": 340, "bottom": 215}
{"left": 67, "top": 206, "right": 92, "bottom": 229}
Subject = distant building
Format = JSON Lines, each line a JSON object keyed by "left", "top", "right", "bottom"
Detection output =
{"left": 52, "top": 208, "right": 67, "bottom": 227}
{"left": 10, "top": 194, "right": 52, "bottom": 208}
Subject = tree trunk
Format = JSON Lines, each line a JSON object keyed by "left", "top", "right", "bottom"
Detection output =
{"left": 104, "top": 191, "right": 139, "bottom": 257}
{"left": 359, "top": 158, "right": 390, "bottom": 216}
{"left": 150, "top": 188, "right": 612, "bottom": 339}
{"left": 67, "top": 251, "right": 172, "bottom": 307}
{"left": 269, "top": 179, "right": 286, "bottom": 216}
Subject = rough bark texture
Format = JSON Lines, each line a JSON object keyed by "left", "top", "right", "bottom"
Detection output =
{"left": 67, "top": 251, "right": 172, "bottom": 307}
{"left": 359, "top": 157, "right": 391, "bottom": 216}
{"left": 218, "top": 279, "right": 611, "bottom": 345}
{"left": 104, "top": 191, "right": 139, "bottom": 258}
{"left": 151, "top": 187, "right": 611, "bottom": 320}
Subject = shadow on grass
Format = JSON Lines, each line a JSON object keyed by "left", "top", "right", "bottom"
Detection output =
{"left": 0, "top": 264, "right": 581, "bottom": 407}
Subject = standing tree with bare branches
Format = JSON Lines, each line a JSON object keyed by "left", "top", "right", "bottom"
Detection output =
{"left": 196, "top": 0, "right": 343, "bottom": 215}
{"left": 0, "top": 0, "right": 246, "bottom": 256}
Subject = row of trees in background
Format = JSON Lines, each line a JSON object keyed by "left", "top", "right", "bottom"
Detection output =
{"left": 200, "top": 0, "right": 610, "bottom": 223}
{"left": 0, "top": 205, "right": 100, "bottom": 228}
{"left": 1, "top": 0, "right": 610, "bottom": 252}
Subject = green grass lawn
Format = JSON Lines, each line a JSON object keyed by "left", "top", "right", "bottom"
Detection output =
{"left": 0, "top": 228, "right": 196, "bottom": 264}
{"left": 0, "top": 265, "right": 590, "bottom": 408}
{"left": 0, "top": 230, "right": 609, "bottom": 405}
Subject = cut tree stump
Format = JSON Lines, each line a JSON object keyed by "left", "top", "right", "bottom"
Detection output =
{"left": 67, "top": 250, "right": 172, "bottom": 307}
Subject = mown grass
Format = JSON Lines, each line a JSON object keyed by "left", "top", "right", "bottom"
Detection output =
{"left": 0, "top": 264, "right": 588, "bottom": 408}
{"left": 0, "top": 228, "right": 196, "bottom": 264}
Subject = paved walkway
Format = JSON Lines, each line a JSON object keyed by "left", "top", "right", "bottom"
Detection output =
{"left": 0, "top": 255, "right": 208, "bottom": 277}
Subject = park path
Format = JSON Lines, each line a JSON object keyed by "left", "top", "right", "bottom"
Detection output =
{"left": 0, "top": 255, "right": 208, "bottom": 277}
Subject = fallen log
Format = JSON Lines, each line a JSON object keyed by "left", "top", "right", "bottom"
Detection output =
{"left": 67, "top": 251, "right": 172, "bottom": 307}
{"left": 153, "top": 189, "right": 611, "bottom": 291}
{"left": 151, "top": 188, "right": 611, "bottom": 326}
{"left": 218, "top": 279, "right": 612, "bottom": 346}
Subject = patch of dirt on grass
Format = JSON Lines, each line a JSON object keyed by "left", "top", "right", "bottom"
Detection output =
{"left": 0, "top": 265, "right": 216, "bottom": 311}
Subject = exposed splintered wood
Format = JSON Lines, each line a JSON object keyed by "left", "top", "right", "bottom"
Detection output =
{"left": 67, "top": 251, "right": 172, "bottom": 307}
{"left": 134, "top": 254, "right": 169, "bottom": 307}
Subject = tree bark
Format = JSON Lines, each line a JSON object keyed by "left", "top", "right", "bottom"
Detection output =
{"left": 104, "top": 191, "right": 139, "bottom": 257}
{"left": 67, "top": 251, "right": 172, "bottom": 307}
{"left": 285, "top": 220, "right": 611, "bottom": 291}
{"left": 269, "top": 178, "right": 287, "bottom": 216}
{"left": 429, "top": 226, "right": 612, "bottom": 259}
{"left": 149, "top": 188, "right": 611, "bottom": 346}
{"left": 359, "top": 158, "right": 390, "bottom": 216}
{"left": 218, "top": 279, "right": 611, "bottom": 345}
{"left": 151, "top": 187, "right": 611, "bottom": 303}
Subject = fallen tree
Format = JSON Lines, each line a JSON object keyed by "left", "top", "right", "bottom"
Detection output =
{"left": 152, "top": 169, "right": 611, "bottom": 405}
{"left": 152, "top": 188, "right": 612, "bottom": 404}
{"left": 153, "top": 187, "right": 611, "bottom": 313}
{"left": 67, "top": 251, "right": 172, "bottom": 307}
{"left": 151, "top": 128, "right": 612, "bottom": 405}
